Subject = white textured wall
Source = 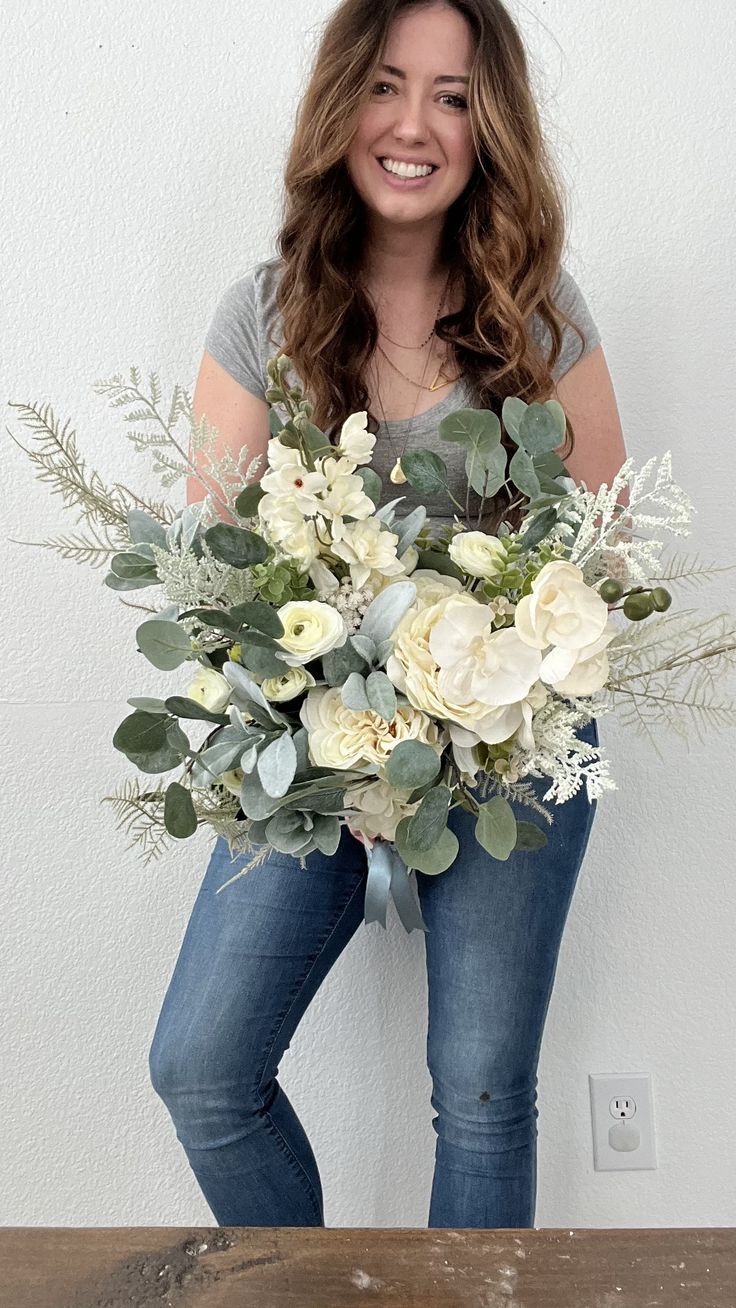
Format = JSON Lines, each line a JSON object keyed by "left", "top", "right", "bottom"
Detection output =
{"left": 3, "top": 0, "right": 735, "bottom": 1228}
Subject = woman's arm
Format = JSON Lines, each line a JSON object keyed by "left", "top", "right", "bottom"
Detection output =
{"left": 188, "top": 351, "right": 272, "bottom": 524}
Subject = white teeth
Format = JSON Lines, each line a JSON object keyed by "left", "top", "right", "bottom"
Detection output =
{"left": 380, "top": 157, "right": 435, "bottom": 178}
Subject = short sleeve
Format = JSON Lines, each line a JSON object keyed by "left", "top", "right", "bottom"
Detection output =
{"left": 532, "top": 265, "right": 602, "bottom": 382}
{"left": 203, "top": 265, "right": 267, "bottom": 400}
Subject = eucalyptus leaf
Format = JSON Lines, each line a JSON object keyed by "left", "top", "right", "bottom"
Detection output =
{"left": 257, "top": 731, "right": 298, "bottom": 797}
{"left": 365, "top": 670, "right": 396, "bottom": 721}
{"left": 356, "top": 466, "right": 382, "bottom": 505}
{"left": 360, "top": 580, "right": 416, "bottom": 645}
{"left": 464, "top": 442, "right": 507, "bottom": 499}
{"left": 136, "top": 619, "right": 192, "bottom": 671}
{"left": 341, "top": 672, "right": 370, "bottom": 712}
{"left": 439, "top": 407, "right": 501, "bottom": 449}
{"left": 508, "top": 446, "right": 541, "bottom": 499}
{"left": 104, "top": 570, "right": 161, "bottom": 591}
{"left": 230, "top": 601, "right": 284, "bottom": 637}
{"left": 501, "top": 397, "right": 527, "bottom": 445}
{"left": 321, "top": 641, "right": 367, "bottom": 686}
{"left": 395, "top": 818, "right": 459, "bottom": 874}
{"left": 515, "top": 506, "right": 559, "bottom": 554}
{"left": 238, "top": 640, "right": 287, "bottom": 680}
{"left": 110, "top": 552, "right": 160, "bottom": 580}
{"left": 518, "top": 401, "right": 565, "bottom": 455}
{"left": 164, "top": 695, "right": 229, "bottom": 724}
{"left": 112, "top": 710, "right": 187, "bottom": 774}
{"left": 400, "top": 450, "right": 447, "bottom": 497}
{"left": 235, "top": 483, "right": 265, "bottom": 518}
{"left": 384, "top": 739, "right": 441, "bottom": 790}
{"left": 127, "top": 697, "right": 168, "bottom": 713}
{"left": 163, "top": 782, "right": 198, "bottom": 839}
{"left": 204, "top": 522, "right": 270, "bottom": 568}
{"left": 514, "top": 820, "right": 548, "bottom": 851}
{"left": 475, "top": 795, "right": 518, "bottom": 861}
{"left": 415, "top": 550, "right": 464, "bottom": 581}
{"left": 405, "top": 785, "right": 451, "bottom": 851}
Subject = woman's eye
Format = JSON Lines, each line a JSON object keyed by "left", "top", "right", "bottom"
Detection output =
{"left": 371, "top": 82, "right": 467, "bottom": 109}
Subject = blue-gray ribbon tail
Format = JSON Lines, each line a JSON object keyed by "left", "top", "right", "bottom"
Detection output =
{"left": 364, "top": 841, "right": 428, "bottom": 934}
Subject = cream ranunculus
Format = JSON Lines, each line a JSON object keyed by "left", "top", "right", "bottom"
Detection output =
{"left": 186, "top": 666, "right": 232, "bottom": 713}
{"left": 260, "top": 666, "right": 317, "bottom": 701}
{"left": 299, "top": 685, "right": 442, "bottom": 771}
{"left": 386, "top": 591, "right": 543, "bottom": 747}
{"left": 448, "top": 529, "right": 506, "bottom": 579}
{"left": 218, "top": 766, "right": 243, "bottom": 796}
{"left": 330, "top": 517, "right": 405, "bottom": 590}
{"left": 276, "top": 599, "right": 348, "bottom": 666}
{"left": 344, "top": 776, "right": 420, "bottom": 842}
{"left": 336, "top": 411, "right": 376, "bottom": 467}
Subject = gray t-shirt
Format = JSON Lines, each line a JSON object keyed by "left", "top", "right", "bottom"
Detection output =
{"left": 204, "top": 256, "right": 601, "bottom": 529}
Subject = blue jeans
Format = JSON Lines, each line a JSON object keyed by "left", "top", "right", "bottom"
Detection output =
{"left": 149, "top": 717, "right": 600, "bottom": 1228}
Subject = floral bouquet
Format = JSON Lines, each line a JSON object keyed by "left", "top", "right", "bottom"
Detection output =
{"left": 8, "top": 355, "right": 736, "bottom": 932}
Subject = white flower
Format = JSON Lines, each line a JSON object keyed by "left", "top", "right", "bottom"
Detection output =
{"left": 307, "top": 556, "right": 341, "bottom": 595}
{"left": 448, "top": 530, "right": 506, "bottom": 579}
{"left": 514, "top": 559, "right": 617, "bottom": 695}
{"left": 336, "top": 411, "right": 376, "bottom": 466}
{"left": 186, "top": 666, "right": 232, "bottom": 713}
{"left": 515, "top": 560, "right": 606, "bottom": 652}
{"left": 260, "top": 666, "right": 317, "bottom": 701}
{"left": 276, "top": 599, "right": 348, "bottom": 666}
{"left": 319, "top": 469, "right": 375, "bottom": 521}
{"left": 386, "top": 591, "right": 543, "bottom": 747}
{"left": 330, "top": 518, "right": 405, "bottom": 590}
{"left": 344, "top": 776, "right": 420, "bottom": 842}
{"left": 259, "top": 456, "right": 327, "bottom": 513}
{"left": 258, "top": 497, "right": 322, "bottom": 566}
{"left": 299, "top": 685, "right": 442, "bottom": 771}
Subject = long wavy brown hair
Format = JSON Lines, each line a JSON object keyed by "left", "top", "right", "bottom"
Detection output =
{"left": 272, "top": 0, "right": 591, "bottom": 533}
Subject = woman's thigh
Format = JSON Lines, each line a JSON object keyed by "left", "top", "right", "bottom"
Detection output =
{"left": 417, "top": 719, "right": 600, "bottom": 1096}
{"left": 148, "top": 825, "right": 368, "bottom": 1102}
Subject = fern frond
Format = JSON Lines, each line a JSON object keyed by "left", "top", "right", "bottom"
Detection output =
{"left": 7, "top": 524, "right": 127, "bottom": 567}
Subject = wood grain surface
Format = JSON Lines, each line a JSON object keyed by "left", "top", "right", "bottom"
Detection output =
{"left": 0, "top": 1225, "right": 733, "bottom": 1308}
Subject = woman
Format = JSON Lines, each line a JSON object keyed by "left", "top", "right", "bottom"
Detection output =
{"left": 149, "top": 0, "right": 627, "bottom": 1229}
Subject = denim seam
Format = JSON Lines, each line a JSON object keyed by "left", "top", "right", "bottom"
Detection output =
{"left": 253, "top": 870, "right": 366, "bottom": 1221}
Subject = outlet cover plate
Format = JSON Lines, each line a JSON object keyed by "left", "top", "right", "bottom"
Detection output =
{"left": 589, "top": 1072, "right": 657, "bottom": 1171}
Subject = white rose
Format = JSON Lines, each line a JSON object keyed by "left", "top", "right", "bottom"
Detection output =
{"left": 336, "top": 411, "right": 376, "bottom": 466}
{"left": 186, "top": 666, "right": 232, "bottom": 713}
{"left": 344, "top": 776, "right": 419, "bottom": 842}
{"left": 448, "top": 530, "right": 506, "bottom": 579}
{"left": 276, "top": 599, "right": 348, "bottom": 666}
{"left": 260, "top": 666, "right": 317, "bottom": 701}
{"left": 514, "top": 560, "right": 607, "bottom": 652}
{"left": 331, "top": 517, "right": 405, "bottom": 590}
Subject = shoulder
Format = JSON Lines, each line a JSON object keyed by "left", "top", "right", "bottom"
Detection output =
{"left": 528, "top": 263, "right": 601, "bottom": 382}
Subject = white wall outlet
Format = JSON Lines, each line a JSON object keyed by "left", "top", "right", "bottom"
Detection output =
{"left": 589, "top": 1072, "right": 657, "bottom": 1171}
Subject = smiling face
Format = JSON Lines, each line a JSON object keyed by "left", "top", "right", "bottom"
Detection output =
{"left": 345, "top": 2, "right": 477, "bottom": 230}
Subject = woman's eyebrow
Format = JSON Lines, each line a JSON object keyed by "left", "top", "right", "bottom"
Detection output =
{"left": 379, "top": 62, "right": 470, "bottom": 85}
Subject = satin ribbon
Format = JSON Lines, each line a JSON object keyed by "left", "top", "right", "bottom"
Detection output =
{"left": 363, "top": 840, "right": 428, "bottom": 934}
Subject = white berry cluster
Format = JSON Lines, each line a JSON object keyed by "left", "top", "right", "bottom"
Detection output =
{"left": 324, "top": 578, "right": 375, "bottom": 633}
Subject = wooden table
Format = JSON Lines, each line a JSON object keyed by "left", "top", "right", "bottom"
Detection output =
{"left": 1, "top": 1226, "right": 733, "bottom": 1307}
